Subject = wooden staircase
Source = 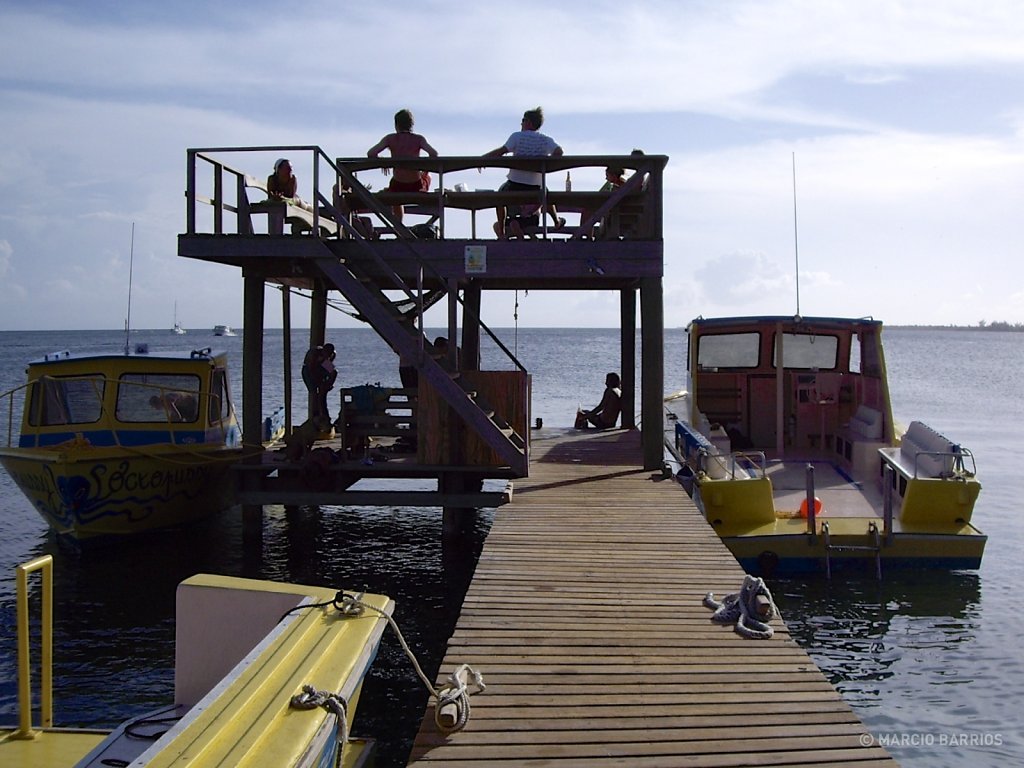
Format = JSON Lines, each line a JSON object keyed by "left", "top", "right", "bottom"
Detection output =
{"left": 309, "top": 244, "right": 528, "bottom": 476}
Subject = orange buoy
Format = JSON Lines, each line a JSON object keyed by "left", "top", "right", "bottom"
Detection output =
{"left": 798, "top": 496, "right": 823, "bottom": 518}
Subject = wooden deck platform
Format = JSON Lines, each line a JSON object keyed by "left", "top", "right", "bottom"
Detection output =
{"left": 407, "top": 428, "right": 895, "bottom": 767}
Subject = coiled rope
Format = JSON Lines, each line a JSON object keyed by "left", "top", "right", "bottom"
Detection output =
{"left": 703, "top": 574, "right": 777, "bottom": 640}
{"left": 284, "top": 591, "right": 485, "bottom": 735}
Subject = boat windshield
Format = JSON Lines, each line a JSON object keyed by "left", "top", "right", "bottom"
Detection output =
{"left": 772, "top": 332, "right": 839, "bottom": 370}
{"left": 117, "top": 374, "right": 202, "bottom": 423}
{"left": 696, "top": 333, "right": 760, "bottom": 369}
{"left": 27, "top": 375, "right": 105, "bottom": 426}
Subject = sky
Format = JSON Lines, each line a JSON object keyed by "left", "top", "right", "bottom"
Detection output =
{"left": 1, "top": 0, "right": 1023, "bottom": 332}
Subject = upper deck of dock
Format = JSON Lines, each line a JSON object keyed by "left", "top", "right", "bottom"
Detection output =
{"left": 178, "top": 148, "right": 670, "bottom": 510}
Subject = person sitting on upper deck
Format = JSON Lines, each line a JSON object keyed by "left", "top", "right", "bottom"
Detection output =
{"left": 483, "top": 107, "right": 565, "bottom": 239}
{"left": 579, "top": 165, "right": 627, "bottom": 238}
{"left": 267, "top": 158, "right": 312, "bottom": 212}
{"left": 575, "top": 372, "right": 622, "bottom": 429}
{"left": 366, "top": 109, "right": 439, "bottom": 225}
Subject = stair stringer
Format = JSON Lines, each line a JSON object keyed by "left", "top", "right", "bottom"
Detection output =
{"left": 311, "top": 253, "right": 528, "bottom": 475}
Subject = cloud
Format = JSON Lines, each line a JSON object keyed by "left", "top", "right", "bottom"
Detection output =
{"left": 2, "top": 1, "right": 1024, "bottom": 330}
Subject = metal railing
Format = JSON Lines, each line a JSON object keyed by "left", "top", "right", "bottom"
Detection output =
{"left": 12, "top": 555, "right": 54, "bottom": 738}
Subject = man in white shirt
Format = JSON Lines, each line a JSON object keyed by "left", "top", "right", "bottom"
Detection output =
{"left": 484, "top": 107, "right": 565, "bottom": 238}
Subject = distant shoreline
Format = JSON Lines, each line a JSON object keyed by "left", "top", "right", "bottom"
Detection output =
{"left": 888, "top": 323, "right": 1024, "bottom": 332}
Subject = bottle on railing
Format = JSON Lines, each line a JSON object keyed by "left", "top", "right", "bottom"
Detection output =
{"left": 565, "top": 171, "right": 572, "bottom": 192}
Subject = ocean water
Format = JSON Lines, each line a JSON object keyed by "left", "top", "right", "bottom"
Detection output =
{"left": 0, "top": 326, "right": 1022, "bottom": 766}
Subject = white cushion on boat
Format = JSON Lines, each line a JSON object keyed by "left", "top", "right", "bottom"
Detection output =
{"left": 848, "top": 405, "right": 882, "bottom": 440}
{"left": 900, "top": 421, "right": 955, "bottom": 478}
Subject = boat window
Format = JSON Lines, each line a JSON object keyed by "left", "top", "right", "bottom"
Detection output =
{"left": 208, "top": 369, "right": 232, "bottom": 423}
{"left": 27, "top": 375, "right": 104, "bottom": 426}
{"left": 773, "top": 333, "right": 839, "bottom": 370}
{"left": 696, "top": 333, "right": 760, "bottom": 369}
{"left": 117, "top": 374, "right": 201, "bottom": 423}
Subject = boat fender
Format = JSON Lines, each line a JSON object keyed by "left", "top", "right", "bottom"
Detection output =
{"left": 798, "top": 496, "right": 823, "bottom": 518}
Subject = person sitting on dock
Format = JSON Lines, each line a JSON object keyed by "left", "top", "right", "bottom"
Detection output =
{"left": 575, "top": 372, "right": 621, "bottom": 429}
{"left": 433, "top": 336, "right": 460, "bottom": 371}
{"left": 483, "top": 107, "right": 565, "bottom": 239}
{"left": 267, "top": 158, "right": 312, "bottom": 212}
{"left": 366, "top": 108, "right": 439, "bottom": 225}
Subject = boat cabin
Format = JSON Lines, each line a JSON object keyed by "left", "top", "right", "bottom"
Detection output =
{"left": 11, "top": 346, "right": 239, "bottom": 450}
{"left": 686, "top": 316, "right": 895, "bottom": 473}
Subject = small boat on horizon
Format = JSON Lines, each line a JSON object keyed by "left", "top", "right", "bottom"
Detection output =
{"left": 664, "top": 315, "right": 985, "bottom": 576}
{"left": 0, "top": 345, "right": 248, "bottom": 541}
{"left": 212, "top": 324, "right": 236, "bottom": 336}
{"left": 172, "top": 301, "right": 186, "bottom": 335}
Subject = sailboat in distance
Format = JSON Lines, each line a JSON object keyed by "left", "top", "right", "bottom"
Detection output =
{"left": 172, "top": 301, "right": 186, "bottom": 334}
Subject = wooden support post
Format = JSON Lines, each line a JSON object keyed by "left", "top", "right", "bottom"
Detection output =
{"left": 445, "top": 278, "right": 464, "bottom": 467}
{"left": 620, "top": 288, "right": 637, "bottom": 428}
{"left": 242, "top": 272, "right": 266, "bottom": 541}
{"left": 446, "top": 278, "right": 459, "bottom": 371}
{"left": 640, "top": 277, "right": 664, "bottom": 470}
{"left": 307, "top": 282, "right": 328, "bottom": 419}
{"left": 441, "top": 472, "right": 478, "bottom": 541}
{"left": 462, "top": 282, "right": 481, "bottom": 372}
{"left": 282, "top": 286, "right": 293, "bottom": 436}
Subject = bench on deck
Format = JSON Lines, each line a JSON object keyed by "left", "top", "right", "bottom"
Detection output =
{"left": 334, "top": 385, "right": 417, "bottom": 454}
{"left": 835, "top": 404, "right": 886, "bottom": 477}
{"left": 245, "top": 176, "right": 338, "bottom": 236}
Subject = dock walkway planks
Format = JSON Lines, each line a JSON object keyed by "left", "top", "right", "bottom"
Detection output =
{"left": 407, "top": 427, "right": 895, "bottom": 767}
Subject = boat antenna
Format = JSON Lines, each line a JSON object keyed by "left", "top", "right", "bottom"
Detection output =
{"left": 124, "top": 222, "right": 135, "bottom": 355}
{"left": 792, "top": 153, "right": 801, "bottom": 318}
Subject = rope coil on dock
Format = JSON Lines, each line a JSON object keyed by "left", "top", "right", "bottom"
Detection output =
{"left": 703, "top": 574, "right": 777, "bottom": 639}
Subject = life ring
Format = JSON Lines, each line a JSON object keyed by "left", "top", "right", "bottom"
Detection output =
{"left": 798, "top": 496, "right": 823, "bottom": 518}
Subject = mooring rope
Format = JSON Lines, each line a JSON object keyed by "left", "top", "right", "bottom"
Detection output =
{"left": 289, "top": 684, "right": 350, "bottom": 755}
{"left": 283, "top": 591, "right": 485, "bottom": 735}
{"left": 703, "top": 574, "right": 778, "bottom": 640}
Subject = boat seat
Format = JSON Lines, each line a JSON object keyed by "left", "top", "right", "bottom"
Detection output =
{"left": 846, "top": 404, "right": 882, "bottom": 440}
{"left": 835, "top": 404, "right": 886, "bottom": 478}
{"left": 897, "top": 421, "right": 957, "bottom": 478}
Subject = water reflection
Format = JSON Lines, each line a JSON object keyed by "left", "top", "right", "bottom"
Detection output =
{"left": 775, "top": 571, "right": 981, "bottom": 684}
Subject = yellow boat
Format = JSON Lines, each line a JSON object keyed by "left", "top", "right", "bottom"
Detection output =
{"left": 0, "top": 345, "right": 251, "bottom": 541}
{"left": 665, "top": 316, "right": 985, "bottom": 576}
{"left": 1, "top": 556, "right": 391, "bottom": 767}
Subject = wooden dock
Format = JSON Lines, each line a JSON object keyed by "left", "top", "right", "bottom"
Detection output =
{"left": 407, "top": 428, "right": 895, "bottom": 767}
